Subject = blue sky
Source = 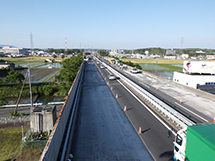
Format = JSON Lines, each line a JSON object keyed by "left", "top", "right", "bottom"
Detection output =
{"left": 1, "top": 0, "right": 215, "bottom": 49}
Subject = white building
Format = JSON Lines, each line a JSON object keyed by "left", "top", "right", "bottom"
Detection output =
{"left": 166, "top": 49, "right": 176, "bottom": 55}
{"left": 181, "top": 54, "right": 189, "bottom": 59}
{"left": 0, "top": 62, "right": 15, "bottom": 70}
{"left": 173, "top": 61, "right": 215, "bottom": 89}
{"left": 0, "top": 46, "right": 26, "bottom": 54}
{"left": 163, "top": 56, "right": 176, "bottom": 59}
{"left": 145, "top": 51, "right": 149, "bottom": 55}
{"left": 196, "top": 50, "right": 205, "bottom": 54}
{"left": 173, "top": 72, "right": 215, "bottom": 89}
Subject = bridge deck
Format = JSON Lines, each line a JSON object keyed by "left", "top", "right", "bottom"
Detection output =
{"left": 70, "top": 62, "right": 153, "bottom": 160}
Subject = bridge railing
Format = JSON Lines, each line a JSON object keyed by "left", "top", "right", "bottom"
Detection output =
{"left": 40, "top": 62, "right": 85, "bottom": 161}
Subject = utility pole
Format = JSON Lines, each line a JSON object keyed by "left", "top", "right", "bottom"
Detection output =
{"left": 28, "top": 65, "right": 33, "bottom": 112}
{"left": 181, "top": 37, "right": 184, "bottom": 55}
{"left": 14, "top": 65, "right": 33, "bottom": 114}
{"left": 30, "top": 32, "right": 34, "bottom": 56}
{"left": 65, "top": 37, "right": 67, "bottom": 55}
{"left": 15, "top": 72, "right": 28, "bottom": 114}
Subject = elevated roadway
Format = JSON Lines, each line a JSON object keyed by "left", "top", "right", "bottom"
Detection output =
{"left": 70, "top": 61, "right": 154, "bottom": 160}
{"left": 69, "top": 60, "right": 174, "bottom": 161}
{"left": 40, "top": 56, "right": 215, "bottom": 161}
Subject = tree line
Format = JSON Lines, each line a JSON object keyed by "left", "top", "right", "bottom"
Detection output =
{"left": 0, "top": 53, "right": 83, "bottom": 105}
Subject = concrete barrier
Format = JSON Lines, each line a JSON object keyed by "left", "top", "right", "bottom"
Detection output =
{"left": 40, "top": 62, "right": 85, "bottom": 161}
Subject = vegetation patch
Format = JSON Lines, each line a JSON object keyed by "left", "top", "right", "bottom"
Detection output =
{"left": 121, "top": 58, "right": 185, "bottom": 64}
{"left": 157, "top": 64, "right": 182, "bottom": 72}
{"left": 2, "top": 56, "right": 63, "bottom": 63}
{"left": 0, "top": 127, "right": 28, "bottom": 161}
{"left": 13, "top": 147, "right": 44, "bottom": 161}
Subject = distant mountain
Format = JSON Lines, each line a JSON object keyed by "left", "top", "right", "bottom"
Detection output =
{"left": 0, "top": 44, "right": 17, "bottom": 48}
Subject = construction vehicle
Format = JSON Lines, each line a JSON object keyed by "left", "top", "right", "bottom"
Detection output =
{"left": 173, "top": 123, "right": 215, "bottom": 161}
{"left": 109, "top": 58, "right": 115, "bottom": 64}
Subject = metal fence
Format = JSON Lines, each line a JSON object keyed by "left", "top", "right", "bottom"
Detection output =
{"left": 21, "top": 128, "right": 48, "bottom": 149}
{"left": 21, "top": 139, "right": 48, "bottom": 149}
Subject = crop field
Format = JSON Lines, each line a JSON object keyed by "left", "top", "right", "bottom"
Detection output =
{"left": 2, "top": 56, "right": 64, "bottom": 63}
{"left": 0, "top": 127, "right": 44, "bottom": 161}
{"left": 0, "top": 127, "right": 27, "bottom": 160}
{"left": 19, "top": 68, "right": 59, "bottom": 83}
{"left": 1, "top": 56, "right": 61, "bottom": 83}
{"left": 121, "top": 58, "right": 184, "bottom": 64}
{"left": 121, "top": 58, "right": 215, "bottom": 65}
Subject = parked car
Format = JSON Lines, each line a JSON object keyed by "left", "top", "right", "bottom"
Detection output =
{"left": 108, "top": 74, "right": 116, "bottom": 80}
{"left": 100, "top": 65, "right": 105, "bottom": 69}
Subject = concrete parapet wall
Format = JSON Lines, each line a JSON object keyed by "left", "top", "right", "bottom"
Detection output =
{"left": 40, "top": 62, "right": 85, "bottom": 161}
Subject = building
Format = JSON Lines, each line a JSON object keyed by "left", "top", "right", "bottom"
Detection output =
{"left": 173, "top": 61, "right": 215, "bottom": 89}
{"left": 196, "top": 50, "right": 205, "bottom": 54}
{"left": 173, "top": 72, "right": 215, "bottom": 89}
{"left": 0, "top": 46, "right": 26, "bottom": 54}
{"left": 163, "top": 56, "right": 176, "bottom": 59}
{"left": 206, "top": 55, "right": 215, "bottom": 60}
{"left": 30, "top": 105, "right": 57, "bottom": 134}
{"left": 145, "top": 51, "right": 149, "bottom": 55}
{"left": 0, "top": 62, "right": 15, "bottom": 69}
{"left": 166, "top": 49, "right": 176, "bottom": 55}
{"left": 181, "top": 54, "right": 189, "bottom": 59}
{"left": 0, "top": 46, "right": 27, "bottom": 57}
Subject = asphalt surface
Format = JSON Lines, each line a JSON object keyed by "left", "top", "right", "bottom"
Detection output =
{"left": 121, "top": 67, "right": 215, "bottom": 123}
{"left": 100, "top": 57, "right": 215, "bottom": 124}
{"left": 70, "top": 62, "right": 154, "bottom": 161}
{"left": 0, "top": 105, "right": 63, "bottom": 118}
{"left": 70, "top": 61, "right": 176, "bottom": 161}
{"left": 99, "top": 62, "right": 174, "bottom": 161}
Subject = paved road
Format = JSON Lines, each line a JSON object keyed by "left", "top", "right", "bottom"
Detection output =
{"left": 0, "top": 105, "right": 63, "bottom": 118}
{"left": 102, "top": 58, "right": 215, "bottom": 123}
{"left": 99, "top": 62, "right": 174, "bottom": 161}
{"left": 70, "top": 62, "right": 154, "bottom": 161}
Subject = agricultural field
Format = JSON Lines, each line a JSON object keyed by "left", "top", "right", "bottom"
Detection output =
{"left": 2, "top": 56, "right": 64, "bottom": 64}
{"left": 0, "top": 127, "right": 44, "bottom": 161}
{"left": 121, "top": 58, "right": 184, "bottom": 64}
{"left": 0, "top": 127, "right": 27, "bottom": 160}
{"left": 1, "top": 56, "right": 62, "bottom": 83}
{"left": 121, "top": 58, "right": 215, "bottom": 65}
{"left": 19, "top": 68, "right": 59, "bottom": 83}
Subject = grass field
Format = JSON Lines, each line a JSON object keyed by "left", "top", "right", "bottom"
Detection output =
{"left": 0, "top": 127, "right": 28, "bottom": 161}
{"left": 0, "top": 127, "right": 44, "bottom": 161}
{"left": 14, "top": 147, "right": 44, "bottom": 161}
{"left": 121, "top": 58, "right": 184, "bottom": 64}
{"left": 2, "top": 56, "right": 64, "bottom": 64}
{"left": 121, "top": 58, "right": 215, "bottom": 64}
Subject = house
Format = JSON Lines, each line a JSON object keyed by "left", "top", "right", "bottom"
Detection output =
{"left": 0, "top": 62, "right": 15, "bottom": 69}
{"left": 166, "top": 49, "right": 176, "bottom": 55}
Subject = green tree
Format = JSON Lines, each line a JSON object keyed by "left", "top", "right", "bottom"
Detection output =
{"left": 56, "top": 53, "right": 83, "bottom": 84}
{"left": 5, "top": 70, "right": 25, "bottom": 84}
{"left": 0, "top": 78, "right": 3, "bottom": 85}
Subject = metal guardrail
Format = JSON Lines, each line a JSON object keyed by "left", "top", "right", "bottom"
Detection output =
{"left": 98, "top": 58, "right": 194, "bottom": 129}
{"left": 0, "top": 103, "right": 43, "bottom": 108}
{"left": 0, "top": 102, "right": 64, "bottom": 108}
